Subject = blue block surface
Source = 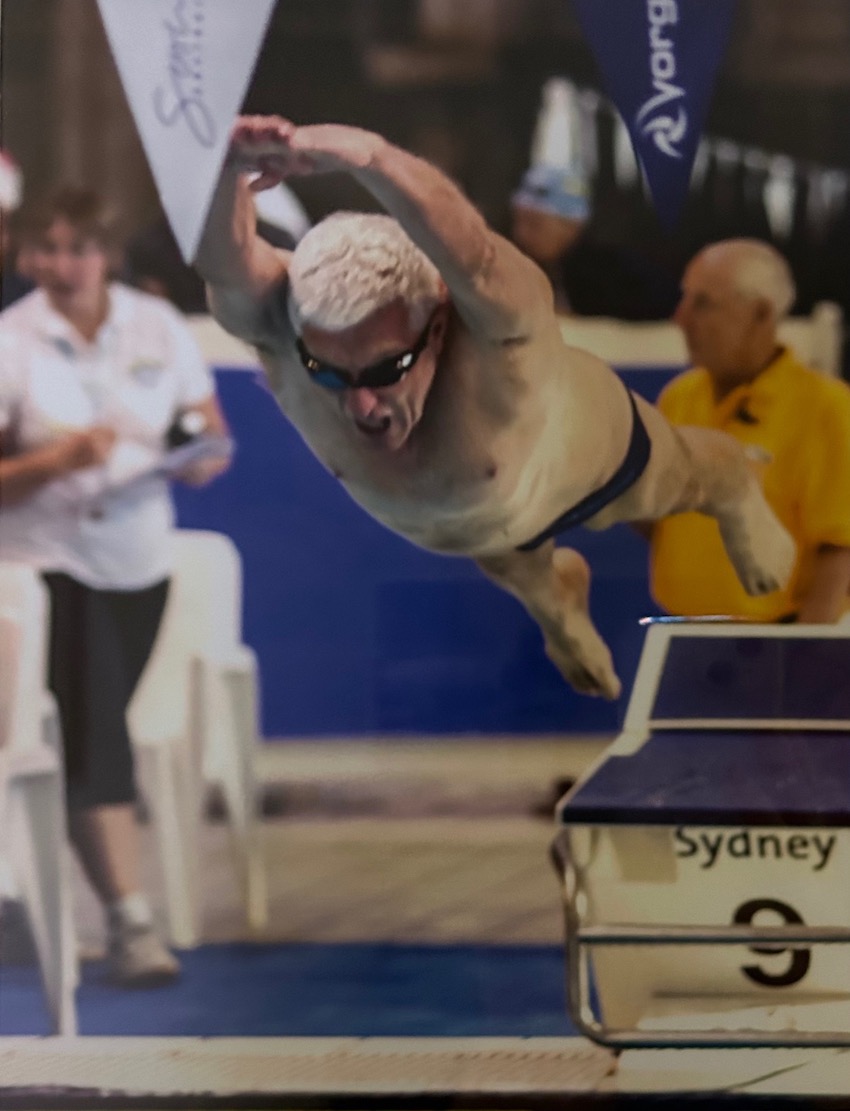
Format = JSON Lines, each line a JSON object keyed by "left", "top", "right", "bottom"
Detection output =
{"left": 653, "top": 636, "right": 850, "bottom": 722}
{"left": 560, "top": 731, "right": 850, "bottom": 827}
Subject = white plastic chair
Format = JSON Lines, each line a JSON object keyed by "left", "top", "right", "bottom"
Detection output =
{"left": 0, "top": 562, "right": 78, "bottom": 1035}
{"left": 128, "top": 529, "right": 268, "bottom": 948}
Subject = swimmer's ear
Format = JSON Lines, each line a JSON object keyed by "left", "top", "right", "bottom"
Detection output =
{"left": 429, "top": 304, "right": 450, "bottom": 347}
{"left": 432, "top": 298, "right": 451, "bottom": 337}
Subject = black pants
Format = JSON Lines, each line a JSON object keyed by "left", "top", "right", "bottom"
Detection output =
{"left": 42, "top": 572, "right": 169, "bottom": 812}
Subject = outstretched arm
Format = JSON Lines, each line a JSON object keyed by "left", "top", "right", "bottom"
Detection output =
{"left": 194, "top": 157, "right": 291, "bottom": 343}
{"left": 0, "top": 427, "right": 116, "bottom": 506}
{"left": 225, "top": 115, "right": 553, "bottom": 340}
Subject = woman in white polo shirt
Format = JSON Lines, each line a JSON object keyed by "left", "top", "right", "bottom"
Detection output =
{"left": 0, "top": 186, "right": 231, "bottom": 986}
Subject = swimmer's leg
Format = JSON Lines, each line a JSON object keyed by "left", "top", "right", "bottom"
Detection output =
{"left": 476, "top": 542, "right": 621, "bottom": 699}
{"left": 672, "top": 426, "right": 796, "bottom": 596}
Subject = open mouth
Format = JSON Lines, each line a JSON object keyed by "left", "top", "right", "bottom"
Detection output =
{"left": 355, "top": 417, "right": 392, "bottom": 438}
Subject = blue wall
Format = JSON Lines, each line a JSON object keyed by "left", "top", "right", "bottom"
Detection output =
{"left": 174, "top": 367, "right": 677, "bottom": 738}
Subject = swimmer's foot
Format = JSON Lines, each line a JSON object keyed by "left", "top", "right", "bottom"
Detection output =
{"left": 545, "top": 547, "right": 621, "bottom": 699}
{"left": 544, "top": 624, "right": 621, "bottom": 699}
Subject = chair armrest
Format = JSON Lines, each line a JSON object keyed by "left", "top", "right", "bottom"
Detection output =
{"left": 41, "top": 690, "right": 60, "bottom": 724}
{"left": 192, "top": 643, "right": 257, "bottom": 676}
{"left": 6, "top": 744, "right": 62, "bottom": 778}
{"left": 190, "top": 643, "right": 262, "bottom": 787}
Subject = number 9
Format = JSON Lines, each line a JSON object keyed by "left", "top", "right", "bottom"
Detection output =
{"left": 733, "top": 897, "right": 811, "bottom": 988}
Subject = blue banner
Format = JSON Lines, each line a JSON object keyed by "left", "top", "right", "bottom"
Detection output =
{"left": 572, "top": 0, "right": 738, "bottom": 228}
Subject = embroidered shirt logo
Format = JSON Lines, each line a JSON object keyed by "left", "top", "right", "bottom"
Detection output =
{"left": 129, "top": 359, "right": 165, "bottom": 386}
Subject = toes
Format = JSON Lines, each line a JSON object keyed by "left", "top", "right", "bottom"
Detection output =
{"left": 600, "top": 671, "right": 622, "bottom": 701}
{"left": 544, "top": 644, "right": 622, "bottom": 701}
{"left": 742, "top": 570, "right": 777, "bottom": 596}
{"left": 570, "top": 665, "right": 621, "bottom": 701}
{"left": 587, "top": 667, "right": 622, "bottom": 700}
{"left": 739, "top": 563, "right": 783, "bottom": 597}
{"left": 754, "top": 575, "right": 779, "bottom": 596}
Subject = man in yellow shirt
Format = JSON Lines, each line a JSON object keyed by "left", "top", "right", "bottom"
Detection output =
{"left": 650, "top": 238, "right": 850, "bottom": 623}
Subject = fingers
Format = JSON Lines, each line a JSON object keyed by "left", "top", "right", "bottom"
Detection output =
{"left": 56, "top": 427, "right": 116, "bottom": 471}
{"left": 247, "top": 154, "right": 315, "bottom": 191}
{"left": 247, "top": 155, "right": 292, "bottom": 192}
{"left": 227, "top": 116, "right": 336, "bottom": 184}
{"left": 248, "top": 170, "right": 282, "bottom": 193}
{"left": 174, "top": 456, "right": 231, "bottom": 487}
{"left": 230, "top": 115, "right": 296, "bottom": 156}
{"left": 232, "top": 114, "right": 296, "bottom": 139}
{"left": 88, "top": 426, "right": 117, "bottom": 461}
{"left": 228, "top": 116, "right": 310, "bottom": 185}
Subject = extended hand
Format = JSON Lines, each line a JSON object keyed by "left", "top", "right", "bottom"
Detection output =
{"left": 228, "top": 115, "right": 381, "bottom": 191}
{"left": 172, "top": 454, "right": 231, "bottom": 487}
{"left": 51, "top": 426, "right": 117, "bottom": 474}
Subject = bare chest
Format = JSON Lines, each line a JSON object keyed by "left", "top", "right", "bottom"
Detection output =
{"left": 263, "top": 343, "right": 536, "bottom": 553}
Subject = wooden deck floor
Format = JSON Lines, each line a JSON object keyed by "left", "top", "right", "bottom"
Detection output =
{"left": 8, "top": 739, "right": 850, "bottom": 1104}
{"left": 74, "top": 737, "right": 603, "bottom": 951}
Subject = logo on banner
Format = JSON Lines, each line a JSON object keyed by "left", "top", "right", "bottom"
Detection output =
{"left": 97, "top": 0, "right": 277, "bottom": 261}
{"left": 636, "top": 0, "right": 686, "bottom": 159}
{"left": 571, "top": 0, "right": 738, "bottom": 228}
{"left": 152, "top": 0, "right": 216, "bottom": 149}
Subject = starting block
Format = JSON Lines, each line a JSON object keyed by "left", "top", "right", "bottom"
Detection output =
{"left": 552, "top": 619, "right": 850, "bottom": 1048}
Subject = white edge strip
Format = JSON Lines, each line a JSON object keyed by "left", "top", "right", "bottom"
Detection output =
{"left": 186, "top": 304, "right": 843, "bottom": 377}
{"left": 0, "top": 1036, "right": 613, "bottom": 1095}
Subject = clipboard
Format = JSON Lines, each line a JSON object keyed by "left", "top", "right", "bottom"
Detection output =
{"left": 105, "top": 436, "right": 235, "bottom": 493}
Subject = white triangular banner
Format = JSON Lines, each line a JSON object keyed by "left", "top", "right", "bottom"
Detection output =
{"left": 97, "top": 0, "right": 277, "bottom": 261}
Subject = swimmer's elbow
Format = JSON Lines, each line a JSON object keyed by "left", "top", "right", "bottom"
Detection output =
{"left": 475, "top": 237, "right": 555, "bottom": 329}
{"left": 206, "top": 285, "right": 266, "bottom": 345}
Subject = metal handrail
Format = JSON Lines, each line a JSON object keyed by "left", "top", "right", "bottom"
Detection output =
{"left": 552, "top": 829, "right": 850, "bottom": 1049}
{"left": 579, "top": 923, "right": 850, "bottom": 946}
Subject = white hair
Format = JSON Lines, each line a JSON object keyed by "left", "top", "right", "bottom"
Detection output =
{"left": 705, "top": 238, "right": 796, "bottom": 321}
{"left": 287, "top": 212, "right": 443, "bottom": 333}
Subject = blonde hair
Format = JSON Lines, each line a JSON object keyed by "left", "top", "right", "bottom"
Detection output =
{"left": 287, "top": 212, "right": 442, "bottom": 333}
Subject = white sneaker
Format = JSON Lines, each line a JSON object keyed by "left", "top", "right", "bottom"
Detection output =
{"left": 107, "top": 923, "right": 180, "bottom": 987}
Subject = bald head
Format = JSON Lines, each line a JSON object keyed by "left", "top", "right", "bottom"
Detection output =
{"left": 675, "top": 239, "right": 796, "bottom": 388}
{"left": 695, "top": 239, "right": 796, "bottom": 323}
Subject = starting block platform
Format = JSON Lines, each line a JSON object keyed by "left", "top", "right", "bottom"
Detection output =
{"left": 552, "top": 619, "right": 850, "bottom": 1049}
